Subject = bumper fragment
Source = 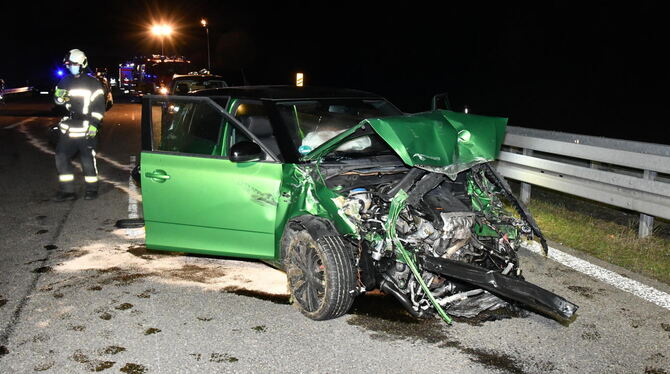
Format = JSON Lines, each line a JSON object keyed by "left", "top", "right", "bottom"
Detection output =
{"left": 421, "top": 256, "right": 578, "bottom": 319}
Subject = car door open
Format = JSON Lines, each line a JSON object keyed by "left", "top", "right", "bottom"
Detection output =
{"left": 140, "top": 96, "right": 282, "bottom": 259}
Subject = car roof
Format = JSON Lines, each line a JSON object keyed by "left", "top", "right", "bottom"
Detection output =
{"left": 191, "top": 85, "right": 385, "bottom": 101}
{"left": 173, "top": 74, "right": 224, "bottom": 79}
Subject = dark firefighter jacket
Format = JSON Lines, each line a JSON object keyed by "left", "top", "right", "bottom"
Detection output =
{"left": 54, "top": 74, "right": 105, "bottom": 137}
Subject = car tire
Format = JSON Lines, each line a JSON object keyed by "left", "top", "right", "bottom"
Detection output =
{"left": 131, "top": 164, "right": 141, "bottom": 187}
{"left": 282, "top": 219, "right": 356, "bottom": 321}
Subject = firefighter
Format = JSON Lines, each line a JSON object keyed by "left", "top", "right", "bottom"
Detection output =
{"left": 52, "top": 49, "right": 106, "bottom": 201}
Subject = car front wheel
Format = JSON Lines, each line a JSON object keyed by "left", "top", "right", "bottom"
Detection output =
{"left": 283, "top": 220, "right": 356, "bottom": 320}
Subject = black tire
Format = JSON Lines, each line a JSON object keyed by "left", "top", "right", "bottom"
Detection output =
{"left": 131, "top": 164, "right": 141, "bottom": 187}
{"left": 282, "top": 220, "right": 356, "bottom": 320}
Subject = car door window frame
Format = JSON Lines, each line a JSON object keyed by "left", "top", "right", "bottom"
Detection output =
{"left": 141, "top": 95, "right": 280, "bottom": 162}
{"left": 227, "top": 99, "right": 266, "bottom": 152}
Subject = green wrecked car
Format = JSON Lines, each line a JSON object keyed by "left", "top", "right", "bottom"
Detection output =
{"left": 136, "top": 86, "right": 578, "bottom": 323}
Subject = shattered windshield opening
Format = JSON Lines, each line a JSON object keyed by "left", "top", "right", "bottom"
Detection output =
{"left": 322, "top": 133, "right": 397, "bottom": 161}
{"left": 276, "top": 99, "right": 402, "bottom": 159}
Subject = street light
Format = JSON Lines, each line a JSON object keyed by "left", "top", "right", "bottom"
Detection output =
{"left": 151, "top": 24, "right": 173, "bottom": 56}
{"left": 201, "top": 19, "right": 211, "bottom": 71}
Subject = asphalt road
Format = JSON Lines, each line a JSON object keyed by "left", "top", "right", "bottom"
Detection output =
{"left": 1, "top": 96, "right": 669, "bottom": 373}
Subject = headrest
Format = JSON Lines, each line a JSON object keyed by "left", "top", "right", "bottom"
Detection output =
{"left": 175, "top": 83, "right": 190, "bottom": 94}
{"left": 244, "top": 116, "right": 273, "bottom": 138}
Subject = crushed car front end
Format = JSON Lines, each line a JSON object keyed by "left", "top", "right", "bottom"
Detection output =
{"left": 277, "top": 109, "right": 578, "bottom": 323}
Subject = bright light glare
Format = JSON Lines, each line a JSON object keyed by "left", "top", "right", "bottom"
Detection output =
{"left": 159, "top": 87, "right": 168, "bottom": 95}
{"left": 151, "top": 24, "right": 173, "bottom": 36}
{"left": 201, "top": 19, "right": 207, "bottom": 27}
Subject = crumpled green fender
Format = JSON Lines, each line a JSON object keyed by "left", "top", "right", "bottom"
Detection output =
{"left": 273, "top": 163, "right": 358, "bottom": 260}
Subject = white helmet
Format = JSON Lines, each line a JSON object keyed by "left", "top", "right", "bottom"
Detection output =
{"left": 64, "top": 49, "right": 88, "bottom": 68}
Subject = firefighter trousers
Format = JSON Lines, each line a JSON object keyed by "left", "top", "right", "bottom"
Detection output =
{"left": 55, "top": 135, "right": 98, "bottom": 193}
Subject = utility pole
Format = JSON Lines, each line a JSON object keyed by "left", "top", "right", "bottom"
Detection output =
{"left": 201, "top": 19, "right": 211, "bottom": 70}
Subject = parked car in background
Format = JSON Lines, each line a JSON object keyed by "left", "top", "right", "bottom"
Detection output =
{"left": 165, "top": 71, "right": 228, "bottom": 95}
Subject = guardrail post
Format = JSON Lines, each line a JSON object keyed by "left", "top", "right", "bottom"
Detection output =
{"left": 520, "top": 148, "right": 533, "bottom": 204}
{"left": 638, "top": 170, "right": 657, "bottom": 238}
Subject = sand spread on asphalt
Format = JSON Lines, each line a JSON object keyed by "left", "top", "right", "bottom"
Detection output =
{"left": 54, "top": 237, "right": 289, "bottom": 296}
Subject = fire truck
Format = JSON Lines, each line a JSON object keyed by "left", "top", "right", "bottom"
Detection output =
{"left": 118, "top": 55, "right": 192, "bottom": 100}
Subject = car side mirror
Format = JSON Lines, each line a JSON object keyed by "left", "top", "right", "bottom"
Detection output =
{"left": 230, "top": 141, "right": 264, "bottom": 162}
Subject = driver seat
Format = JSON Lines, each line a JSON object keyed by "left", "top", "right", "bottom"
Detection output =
{"left": 240, "top": 115, "right": 281, "bottom": 159}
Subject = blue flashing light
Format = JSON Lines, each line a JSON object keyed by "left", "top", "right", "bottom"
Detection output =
{"left": 56, "top": 69, "right": 64, "bottom": 77}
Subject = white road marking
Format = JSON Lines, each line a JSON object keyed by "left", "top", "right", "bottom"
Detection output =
{"left": 524, "top": 241, "right": 670, "bottom": 310}
{"left": 96, "top": 152, "right": 132, "bottom": 171}
{"left": 126, "top": 155, "right": 144, "bottom": 238}
{"left": 5, "top": 119, "right": 33, "bottom": 130}
{"left": 8, "top": 118, "right": 133, "bottom": 172}
{"left": 15, "top": 117, "right": 142, "bottom": 202}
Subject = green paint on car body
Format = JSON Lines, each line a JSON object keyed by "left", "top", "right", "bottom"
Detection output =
{"left": 303, "top": 110, "right": 507, "bottom": 179}
{"left": 143, "top": 106, "right": 511, "bottom": 263}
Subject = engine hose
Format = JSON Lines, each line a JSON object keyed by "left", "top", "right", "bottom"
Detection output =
{"left": 380, "top": 280, "right": 423, "bottom": 318}
{"left": 385, "top": 189, "right": 453, "bottom": 324}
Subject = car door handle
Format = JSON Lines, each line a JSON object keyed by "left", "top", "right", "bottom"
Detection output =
{"left": 145, "top": 170, "right": 171, "bottom": 183}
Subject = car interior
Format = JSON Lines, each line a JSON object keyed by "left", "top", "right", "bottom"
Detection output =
{"left": 237, "top": 115, "right": 281, "bottom": 159}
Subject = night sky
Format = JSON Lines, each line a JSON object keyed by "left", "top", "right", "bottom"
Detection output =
{"left": 3, "top": 1, "right": 665, "bottom": 144}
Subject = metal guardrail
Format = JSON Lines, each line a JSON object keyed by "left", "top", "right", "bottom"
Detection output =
{"left": 0, "top": 87, "right": 34, "bottom": 101}
{"left": 1, "top": 86, "right": 32, "bottom": 95}
{"left": 496, "top": 126, "right": 670, "bottom": 237}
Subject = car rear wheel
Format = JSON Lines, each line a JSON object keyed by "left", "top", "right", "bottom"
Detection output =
{"left": 283, "top": 220, "right": 356, "bottom": 320}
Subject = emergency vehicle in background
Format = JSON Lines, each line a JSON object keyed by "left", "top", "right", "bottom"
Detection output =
{"left": 118, "top": 55, "right": 191, "bottom": 100}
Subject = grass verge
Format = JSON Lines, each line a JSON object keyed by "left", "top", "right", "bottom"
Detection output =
{"left": 516, "top": 185, "right": 670, "bottom": 285}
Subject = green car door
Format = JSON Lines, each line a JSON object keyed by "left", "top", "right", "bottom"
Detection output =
{"left": 140, "top": 96, "right": 282, "bottom": 259}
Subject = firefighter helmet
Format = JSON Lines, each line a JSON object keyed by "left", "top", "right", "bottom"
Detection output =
{"left": 64, "top": 49, "right": 88, "bottom": 68}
